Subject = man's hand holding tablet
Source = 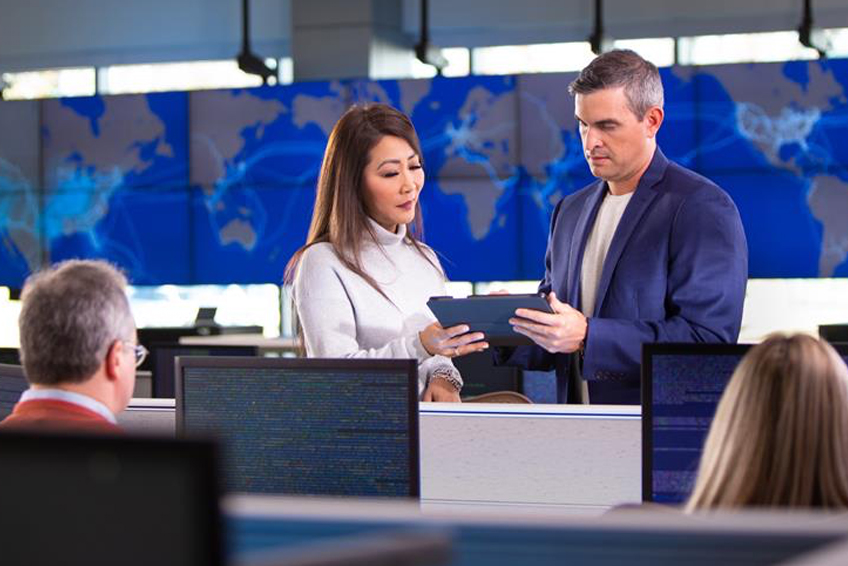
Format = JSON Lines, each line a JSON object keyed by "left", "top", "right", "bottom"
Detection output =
{"left": 509, "top": 291, "right": 587, "bottom": 354}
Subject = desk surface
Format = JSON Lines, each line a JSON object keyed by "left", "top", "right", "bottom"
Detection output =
{"left": 421, "top": 402, "right": 640, "bottom": 418}
{"left": 179, "top": 334, "right": 298, "bottom": 351}
{"left": 225, "top": 494, "right": 848, "bottom": 566}
{"left": 126, "top": 399, "right": 641, "bottom": 417}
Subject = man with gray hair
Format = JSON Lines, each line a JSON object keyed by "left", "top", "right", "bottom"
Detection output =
{"left": 502, "top": 49, "right": 748, "bottom": 404}
{"left": 0, "top": 259, "right": 143, "bottom": 432}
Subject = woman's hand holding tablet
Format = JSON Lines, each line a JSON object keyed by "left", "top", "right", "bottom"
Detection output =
{"left": 419, "top": 321, "right": 488, "bottom": 358}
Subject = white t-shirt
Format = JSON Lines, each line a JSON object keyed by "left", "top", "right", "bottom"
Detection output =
{"left": 574, "top": 189, "right": 634, "bottom": 403}
{"left": 580, "top": 190, "right": 634, "bottom": 317}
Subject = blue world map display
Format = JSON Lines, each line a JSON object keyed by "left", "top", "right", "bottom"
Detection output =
{"left": 1, "top": 58, "right": 848, "bottom": 286}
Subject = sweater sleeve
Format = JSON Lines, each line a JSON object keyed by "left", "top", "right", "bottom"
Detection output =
{"left": 420, "top": 355, "right": 463, "bottom": 390}
{"left": 293, "top": 245, "right": 431, "bottom": 361}
{"left": 417, "top": 250, "right": 463, "bottom": 390}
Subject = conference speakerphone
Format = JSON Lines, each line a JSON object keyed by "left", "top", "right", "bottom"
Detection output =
{"left": 428, "top": 293, "right": 554, "bottom": 346}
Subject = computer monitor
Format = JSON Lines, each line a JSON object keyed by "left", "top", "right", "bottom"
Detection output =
{"left": 137, "top": 327, "right": 209, "bottom": 372}
{"left": 642, "top": 342, "right": 848, "bottom": 504}
{"left": 0, "top": 347, "right": 20, "bottom": 365}
{"left": 150, "top": 344, "right": 258, "bottom": 398}
{"left": 0, "top": 363, "right": 26, "bottom": 420}
{"left": 820, "top": 324, "right": 848, "bottom": 344}
{"left": 138, "top": 327, "right": 264, "bottom": 372}
{"left": 176, "top": 357, "right": 419, "bottom": 498}
{"left": 195, "top": 307, "right": 218, "bottom": 326}
{"left": 0, "top": 431, "right": 222, "bottom": 566}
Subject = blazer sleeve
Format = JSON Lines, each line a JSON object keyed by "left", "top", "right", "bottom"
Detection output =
{"left": 582, "top": 186, "right": 748, "bottom": 381}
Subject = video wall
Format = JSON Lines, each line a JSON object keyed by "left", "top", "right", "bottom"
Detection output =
{"left": 1, "top": 58, "right": 847, "bottom": 286}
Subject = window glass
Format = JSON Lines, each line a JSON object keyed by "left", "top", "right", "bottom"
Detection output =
{"left": 1, "top": 67, "right": 95, "bottom": 100}
{"left": 98, "top": 60, "right": 271, "bottom": 95}
{"left": 612, "top": 37, "right": 675, "bottom": 67}
{"left": 127, "top": 284, "right": 281, "bottom": 337}
{"left": 472, "top": 42, "right": 595, "bottom": 75}
{"left": 678, "top": 31, "right": 820, "bottom": 65}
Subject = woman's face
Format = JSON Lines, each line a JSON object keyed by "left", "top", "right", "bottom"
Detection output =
{"left": 362, "top": 135, "right": 424, "bottom": 233}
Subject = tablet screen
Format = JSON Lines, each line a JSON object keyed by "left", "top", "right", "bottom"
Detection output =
{"left": 427, "top": 294, "right": 552, "bottom": 346}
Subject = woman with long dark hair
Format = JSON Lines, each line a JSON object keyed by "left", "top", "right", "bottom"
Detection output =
{"left": 285, "top": 104, "right": 487, "bottom": 402}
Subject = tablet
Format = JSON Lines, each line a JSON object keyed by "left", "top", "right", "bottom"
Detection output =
{"left": 427, "top": 294, "right": 554, "bottom": 346}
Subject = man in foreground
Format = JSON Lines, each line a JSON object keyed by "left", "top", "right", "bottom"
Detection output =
{"left": 0, "top": 259, "right": 143, "bottom": 431}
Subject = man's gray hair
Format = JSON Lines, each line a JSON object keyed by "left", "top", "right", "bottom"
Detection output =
{"left": 19, "top": 259, "right": 134, "bottom": 386}
{"left": 568, "top": 49, "right": 664, "bottom": 119}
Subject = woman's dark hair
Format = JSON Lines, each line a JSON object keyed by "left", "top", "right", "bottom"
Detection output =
{"left": 285, "top": 102, "right": 440, "bottom": 296}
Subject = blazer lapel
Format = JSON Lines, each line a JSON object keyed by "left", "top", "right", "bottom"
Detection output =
{"left": 567, "top": 181, "right": 606, "bottom": 308}
{"left": 592, "top": 148, "right": 669, "bottom": 316}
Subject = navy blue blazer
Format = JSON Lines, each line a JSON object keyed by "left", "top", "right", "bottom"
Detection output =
{"left": 501, "top": 148, "right": 748, "bottom": 404}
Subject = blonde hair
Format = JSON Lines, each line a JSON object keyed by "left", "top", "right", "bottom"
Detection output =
{"left": 686, "top": 334, "right": 848, "bottom": 511}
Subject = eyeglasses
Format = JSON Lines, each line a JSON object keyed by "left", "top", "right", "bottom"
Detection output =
{"left": 122, "top": 341, "right": 149, "bottom": 368}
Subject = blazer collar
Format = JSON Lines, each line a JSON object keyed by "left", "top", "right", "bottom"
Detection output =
{"left": 569, "top": 146, "right": 669, "bottom": 314}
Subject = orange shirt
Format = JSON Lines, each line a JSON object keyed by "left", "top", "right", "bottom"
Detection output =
{"left": 0, "top": 399, "right": 122, "bottom": 434}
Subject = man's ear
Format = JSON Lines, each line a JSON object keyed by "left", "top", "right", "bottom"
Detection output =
{"left": 644, "top": 106, "right": 664, "bottom": 138}
{"left": 104, "top": 340, "right": 123, "bottom": 382}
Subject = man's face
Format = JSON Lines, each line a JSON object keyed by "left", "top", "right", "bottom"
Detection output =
{"left": 575, "top": 87, "right": 660, "bottom": 185}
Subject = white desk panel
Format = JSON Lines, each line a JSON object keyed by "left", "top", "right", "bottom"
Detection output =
{"left": 419, "top": 403, "right": 641, "bottom": 511}
{"left": 119, "top": 400, "right": 642, "bottom": 511}
{"left": 120, "top": 398, "right": 176, "bottom": 435}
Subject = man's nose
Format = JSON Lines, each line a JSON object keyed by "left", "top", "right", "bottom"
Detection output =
{"left": 584, "top": 128, "right": 603, "bottom": 151}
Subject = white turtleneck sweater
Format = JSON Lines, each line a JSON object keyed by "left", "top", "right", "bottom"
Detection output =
{"left": 292, "top": 219, "right": 461, "bottom": 396}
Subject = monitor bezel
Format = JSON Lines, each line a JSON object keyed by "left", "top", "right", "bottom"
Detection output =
{"left": 175, "top": 356, "right": 421, "bottom": 499}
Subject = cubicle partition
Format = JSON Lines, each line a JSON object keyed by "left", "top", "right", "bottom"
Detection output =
{"left": 225, "top": 494, "right": 848, "bottom": 566}
{"left": 121, "top": 400, "right": 640, "bottom": 511}
{"left": 420, "top": 403, "right": 640, "bottom": 512}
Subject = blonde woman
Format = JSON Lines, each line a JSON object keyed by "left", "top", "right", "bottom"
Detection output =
{"left": 686, "top": 333, "right": 848, "bottom": 510}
